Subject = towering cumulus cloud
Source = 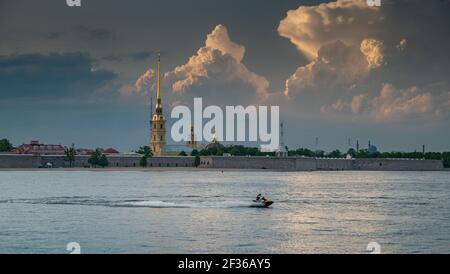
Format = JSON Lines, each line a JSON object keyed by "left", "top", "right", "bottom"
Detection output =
{"left": 279, "top": 0, "right": 385, "bottom": 97}
{"left": 278, "top": 0, "right": 450, "bottom": 122}
{"left": 165, "top": 25, "right": 269, "bottom": 99}
{"left": 278, "top": 0, "right": 382, "bottom": 60}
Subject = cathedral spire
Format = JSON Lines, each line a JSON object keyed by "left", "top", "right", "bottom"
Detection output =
{"left": 150, "top": 53, "right": 166, "bottom": 155}
{"left": 157, "top": 53, "right": 161, "bottom": 100}
{"left": 155, "top": 54, "right": 162, "bottom": 115}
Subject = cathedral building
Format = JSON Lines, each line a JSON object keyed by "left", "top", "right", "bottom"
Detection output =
{"left": 149, "top": 55, "right": 200, "bottom": 156}
{"left": 150, "top": 54, "right": 166, "bottom": 156}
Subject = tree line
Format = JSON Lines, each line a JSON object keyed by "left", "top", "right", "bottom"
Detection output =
{"left": 1, "top": 138, "right": 449, "bottom": 168}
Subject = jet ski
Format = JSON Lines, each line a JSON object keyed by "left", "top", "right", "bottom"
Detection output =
{"left": 252, "top": 199, "right": 274, "bottom": 207}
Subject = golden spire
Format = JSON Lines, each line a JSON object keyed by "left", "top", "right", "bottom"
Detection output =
{"left": 157, "top": 53, "right": 161, "bottom": 100}
{"left": 155, "top": 53, "right": 163, "bottom": 116}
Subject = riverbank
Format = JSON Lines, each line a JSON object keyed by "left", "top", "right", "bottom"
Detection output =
{"left": 0, "top": 167, "right": 283, "bottom": 172}
{"left": 0, "top": 154, "right": 445, "bottom": 171}
{"left": 1, "top": 167, "right": 449, "bottom": 172}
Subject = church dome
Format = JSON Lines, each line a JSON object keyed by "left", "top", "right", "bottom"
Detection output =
{"left": 205, "top": 141, "right": 224, "bottom": 150}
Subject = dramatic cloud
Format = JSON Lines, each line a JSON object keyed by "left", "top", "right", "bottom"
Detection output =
{"left": 278, "top": 0, "right": 382, "bottom": 60}
{"left": 0, "top": 52, "right": 117, "bottom": 99}
{"left": 205, "top": 25, "right": 245, "bottom": 62}
{"left": 71, "top": 25, "right": 115, "bottom": 41}
{"left": 360, "top": 38, "right": 384, "bottom": 69}
{"left": 164, "top": 24, "right": 269, "bottom": 99}
{"left": 284, "top": 39, "right": 380, "bottom": 97}
{"left": 101, "top": 51, "right": 154, "bottom": 63}
{"left": 321, "top": 83, "right": 450, "bottom": 122}
{"left": 45, "top": 25, "right": 116, "bottom": 41}
{"left": 278, "top": 0, "right": 388, "bottom": 97}
{"left": 278, "top": 0, "right": 450, "bottom": 124}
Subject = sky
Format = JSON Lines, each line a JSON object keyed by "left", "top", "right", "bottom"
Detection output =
{"left": 0, "top": 0, "right": 449, "bottom": 152}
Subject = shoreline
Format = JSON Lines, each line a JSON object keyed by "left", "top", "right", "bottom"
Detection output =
{"left": 0, "top": 167, "right": 285, "bottom": 172}
{"left": 0, "top": 167, "right": 448, "bottom": 172}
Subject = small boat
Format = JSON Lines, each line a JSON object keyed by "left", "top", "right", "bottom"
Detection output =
{"left": 252, "top": 199, "right": 274, "bottom": 207}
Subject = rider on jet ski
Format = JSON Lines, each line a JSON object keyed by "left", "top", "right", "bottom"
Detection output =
{"left": 255, "top": 194, "right": 266, "bottom": 202}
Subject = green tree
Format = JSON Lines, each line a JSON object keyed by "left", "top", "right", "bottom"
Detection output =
{"left": 327, "top": 149, "right": 342, "bottom": 158}
{"left": 230, "top": 146, "right": 242, "bottom": 156}
{"left": 179, "top": 151, "right": 187, "bottom": 156}
{"left": 137, "top": 146, "right": 153, "bottom": 157}
{"left": 442, "top": 152, "right": 450, "bottom": 168}
{"left": 346, "top": 148, "right": 356, "bottom": 158}
{"left": 88, "top": 148, "right": 102, "bottom": 168}
{"left": 98, "top": 154, "right": 109, "bottom": 168}
{"left": 0, "top": 139, "right": 13, "bottom": 152}
{"left": 64, "top": 144, "right": 76, "bottom": 168}
{"left": 191, "top": 149, "right": 199, "bottom": 156}
{"left": 289, "top": 148, "right": 315, "bottom": 157}
{"left": 315, "top": 150, "right": 325, "bottom": 158}
{"left": 137, "top": 146, "right": 152, "bottom": 168}
{"left": 194, "top": 155, "right": 201, "bottom": 167}
{"left": 139, "top": 155, "right": 148, "bottom": 167}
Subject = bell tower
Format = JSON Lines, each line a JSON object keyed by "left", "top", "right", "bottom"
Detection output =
{"left": 150, "top": 54, "right": 166, "bottom": 155}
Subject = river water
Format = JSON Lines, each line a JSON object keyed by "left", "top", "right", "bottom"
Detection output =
{"left": 0, "top": 170, "right": 449, "bottom": 253}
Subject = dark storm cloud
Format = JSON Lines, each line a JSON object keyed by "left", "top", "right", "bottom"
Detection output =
{"left": 72, "top": 25, "right": 115, "bottom": 41}
{"left": 46, "top": 31, "right": 65, "bottom": 40}
{"left": 0, "top": 52, "right": 117, "bottom": 98}
{"left": 45, "top": 26, "right": 115, "bottom": 41}
{"left": 100, "top": 51, "right": 154, "bottom": 63}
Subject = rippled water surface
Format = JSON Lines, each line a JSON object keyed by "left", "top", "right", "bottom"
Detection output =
{"left": 0, "top": 170, "right": 449, "bottom": 253}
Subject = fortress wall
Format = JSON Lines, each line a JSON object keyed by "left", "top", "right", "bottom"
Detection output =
{"left": 354, "top": 158, "right": 443, "bottom": 171}
{"left": 0, "top": 154, "right": 40, "bottom": 168}
{"left": 316, "top": 158, "right": 353, "bottom": 170}
{"left": 295, "top": 158, "right": 317, "bottom": 171}
{"left": 147, "top": 156, "right": 195, "bottom": 168}
{"left": 199, "top": 156, "right": 444, "bottom": 171}
{"left": 200, "top": 156, "right": 298, "bottom": 170}
{"left": 89, "top": 155, "right": 195, "bottom": 168}
{"left": 41, "top": 155, "right": 74, "bottom": 168}
{"left": 0, "top": 154, "right": 444, "bottom": 171}
{"left": 105, "top": 155, "right": 140, "bottom": 168}
{"left": 0, "top": 154, "right": 195, "bottom": 168}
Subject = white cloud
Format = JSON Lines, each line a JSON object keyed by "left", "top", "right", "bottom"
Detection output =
{"left": 278, "top": 0, "right": 382, "bottom": 60}
{"left": 205, "top": 24, "right": 245, "bottom": 62}
{"left": 284, "top": 40, "right": 378, "bottom": 97}
{"left": 164, "top": 24, "right": 269, "bottom": 98}
{"left": 360, "top": 38, "right": 384, "bottom": 69}
{"left": 135, "top": 69, "right": 155, "bottom": 93}
{"left": 119, "top": 68, "right": 155, "bottom": 96}
{"left": 321, "top": 84, "right": 450, "bottom": 122}
{"left": 278, "top": 0, "right": 388, "bottom": 98}
{"left": 125, "top": 25, "right": 269, "bottom": 101}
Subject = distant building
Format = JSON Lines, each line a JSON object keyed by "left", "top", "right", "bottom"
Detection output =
{"left": 76, "top": 148, "right": 93, "bottom": 155}
{"left": 204, "top": 130, "right": 224, "bottom": 150}
{"left": 103, "top": 148, "right": 119, "bottom": 154}
{"left": 149, "top": 54, "right": 166, "bottom": 156}
{"left": 276, "top": 123, "right": 288, "bottom": 157}
{"left": 186, "top": 125, "right": 198, "bottom": 149}
{"left": 368, "top": 141, "right": 379, "bottom": 154}
{"left": 147, "top": 55, "right": 207, "bottom": 157}
{"left": 13, "top": 140, "right": 65, "bottom": 155}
